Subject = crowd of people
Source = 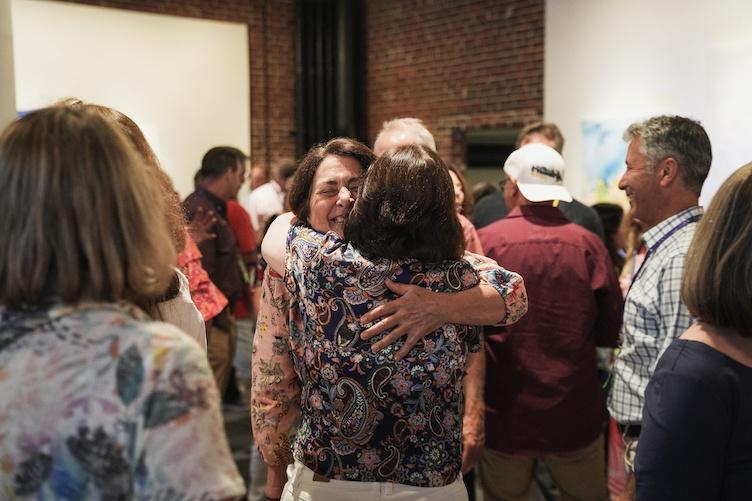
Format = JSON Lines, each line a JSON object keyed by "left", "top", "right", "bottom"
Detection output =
{"left": 0, "top": 103, "right": 749, "bottom": 501}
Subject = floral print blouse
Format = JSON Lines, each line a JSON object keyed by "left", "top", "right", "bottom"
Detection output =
{"left": 178, "top": 233, "right": 228, "bottom": 322}
{"left": 0, "top": 302, "right": 245, "bottom": 500}
{"left": 251, "top": 224, "right": 527, "bottom": 487}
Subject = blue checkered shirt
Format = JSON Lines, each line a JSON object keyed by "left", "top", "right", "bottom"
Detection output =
{"left": 608, "top": 206, "right": 703, "bottom": 424}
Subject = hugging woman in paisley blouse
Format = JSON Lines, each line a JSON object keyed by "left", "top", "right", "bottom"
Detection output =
{"left": 252, "top": 141, "right": 527, "bottom": 501}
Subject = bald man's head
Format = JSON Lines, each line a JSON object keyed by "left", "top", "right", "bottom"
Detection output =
{"left": 373, "top": 117, "right": 436, "bottom": 156}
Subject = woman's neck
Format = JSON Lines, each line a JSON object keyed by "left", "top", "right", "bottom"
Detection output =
{"left": 681, "top": 321, "right": 752, "bottom": 368}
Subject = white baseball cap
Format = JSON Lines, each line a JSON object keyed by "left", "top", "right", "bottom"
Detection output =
{"left": 503, "top": 143, "right": 572, "bottom": 203}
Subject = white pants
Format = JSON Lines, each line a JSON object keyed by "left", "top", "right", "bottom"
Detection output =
{"left": 281, "top": 461, "right": 467, "bottom": 501}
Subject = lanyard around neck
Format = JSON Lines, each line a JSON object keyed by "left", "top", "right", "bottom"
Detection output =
{"left": 629, "top": 214, "right": 701, "bottom": 288}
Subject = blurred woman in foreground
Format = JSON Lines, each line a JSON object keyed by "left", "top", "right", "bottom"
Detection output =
{"left": 0, "top": 106, "right": 244, "bottom": 499}
{"left": 635, "top": 162, "right": 752, "bottom": 500}
{"left": 59, "top": 97, "right": 216, "bottom": 350}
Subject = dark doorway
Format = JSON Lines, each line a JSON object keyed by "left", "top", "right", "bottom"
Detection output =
{"left": 295, "top": 0, "right": 366, "bottom": 156}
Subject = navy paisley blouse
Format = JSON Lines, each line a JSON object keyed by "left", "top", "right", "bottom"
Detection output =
{"left": 284, "top": 223, "right": 482, "bottom": 487}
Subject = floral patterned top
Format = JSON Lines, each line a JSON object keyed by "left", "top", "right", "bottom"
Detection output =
{"left": 178, "top": 233, "right": 228, "bottom": 322}
{"left": 0, "top": 302, "right": 245, "bottom": 500}
{"left": 251, "top": 224, "right": 527, "bottom": 487}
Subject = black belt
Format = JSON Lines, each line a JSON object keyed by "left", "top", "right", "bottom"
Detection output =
{"left": 618, "top": 423, "right": 642, "bottom": 439}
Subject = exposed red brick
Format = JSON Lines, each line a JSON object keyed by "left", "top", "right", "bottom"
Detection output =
{"left": 366, "top": 0, "right": 544, "bottom": 164}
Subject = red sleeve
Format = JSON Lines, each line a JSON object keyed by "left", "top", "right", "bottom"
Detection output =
{"left": 178, "top": 234, "right": 228, "bottom": 321}
{"left": 226, "top": 200, "right": 257, "bottom": 253}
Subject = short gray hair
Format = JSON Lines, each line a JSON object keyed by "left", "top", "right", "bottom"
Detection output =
{"left": 374, "top": 117, "right": 436, "bottom": 151}
{"left": 624, "top": 115, "right": 712, "bottom": 194}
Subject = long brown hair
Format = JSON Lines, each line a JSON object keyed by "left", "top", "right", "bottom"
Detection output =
{"left": 59, "top": 99, "right": 186, "bottom": 253}
{"left": 0, "top": 106, "right": 176, "bottom": 308}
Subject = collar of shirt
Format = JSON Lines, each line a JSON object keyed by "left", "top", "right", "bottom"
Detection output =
{"left": 507, "top": 204, "right": 569, "bottom": 221}
{"left": 195, "top": 187, "right": 227, "bottom": 218}
{"left": 641, "top": 206, "right": 704, "bottom": 249}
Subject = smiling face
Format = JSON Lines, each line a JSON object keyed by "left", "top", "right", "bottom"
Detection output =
{"left": 308, "top": 155, "right": 364, "bottom": 237}
{"left": 618, "top": 138, "right": 663, "bottom": 229}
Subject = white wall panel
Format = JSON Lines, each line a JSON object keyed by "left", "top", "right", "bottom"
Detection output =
{"left": 12, "top": 0, "right": 250, "bottom": 197}
{"left": 545, "top": 0, "right": 752, "bottom": 206}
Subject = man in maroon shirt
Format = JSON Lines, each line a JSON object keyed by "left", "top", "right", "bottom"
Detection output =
{"left": 477, "top": 143, "right": 622, "bottom": 501}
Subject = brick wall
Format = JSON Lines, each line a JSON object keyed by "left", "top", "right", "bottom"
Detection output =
{"left": 57, "top": 0, "right": 544, "bottom": 166}
{"left": 366, "top": 0, "right": 544, "bottom": 164}
{"left": 57, "top": 0, "right": 296, "bottom": 168}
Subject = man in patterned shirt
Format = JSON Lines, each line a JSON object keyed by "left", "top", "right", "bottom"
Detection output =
{"left": 609, "top": 115, "right": 712, "bottom": 500}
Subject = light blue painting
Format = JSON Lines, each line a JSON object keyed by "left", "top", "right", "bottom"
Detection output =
{"left": 581, "top": 118, "right": 636, "bottom": 203}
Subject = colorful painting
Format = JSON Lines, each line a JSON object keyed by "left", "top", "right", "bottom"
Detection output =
{"left": 581, "top": 118, "right": 637, "bottom": 205}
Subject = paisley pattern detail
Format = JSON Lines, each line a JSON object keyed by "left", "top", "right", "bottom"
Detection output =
{"left": 356, "top": 260, "right": 392, "bottom": 291}
{"left": 445, "top": 260, "right": 469, "bottom": 289}
{"left": 310, "top": 447, "right": 342, "bottom": 478}
{"left": 370, "top": 366, "right": 393, "bottom": 401}
{"left": 0, "top": 302, "right": 245, "bottom": 499}
{"left": 377, "top": 444, "right": 401, "bottom": 480}
{"left": 293, "top": 235, "right": 322, "bottom": 264}
{"left": 429, "top": 404, "right": 446, "bottom": 437}
{"left": 330, "top": 298, "right": 359, "bottom": 349}
{"left": 335, "top": 378, "right": 379, "bottom": 446}
{"left": 282, "top": 224, "right": 482, "bottom": 487}
{"left": 251, "top": 224, "right": 528, "bottom": 484}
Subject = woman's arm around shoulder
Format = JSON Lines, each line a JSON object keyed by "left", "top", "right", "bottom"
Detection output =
{"left": 462, "top": 251, "right": 527, "bottom": 326}
{"left": 359, "top": 251, "right": 527, "bottom": 360}
{"left": 260, "top": 212, "right": 294, "bottom": 275}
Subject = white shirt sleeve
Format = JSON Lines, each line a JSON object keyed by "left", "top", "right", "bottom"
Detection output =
{"left": 242, "top": 190, "right": 262, "bottom": 232}
{"left": 157, "top": 269, "right": 207, "bottom": 351}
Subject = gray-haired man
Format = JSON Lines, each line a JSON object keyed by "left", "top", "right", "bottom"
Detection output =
{"left": 609, "top": 115, "right": 712, "bottom": 500}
